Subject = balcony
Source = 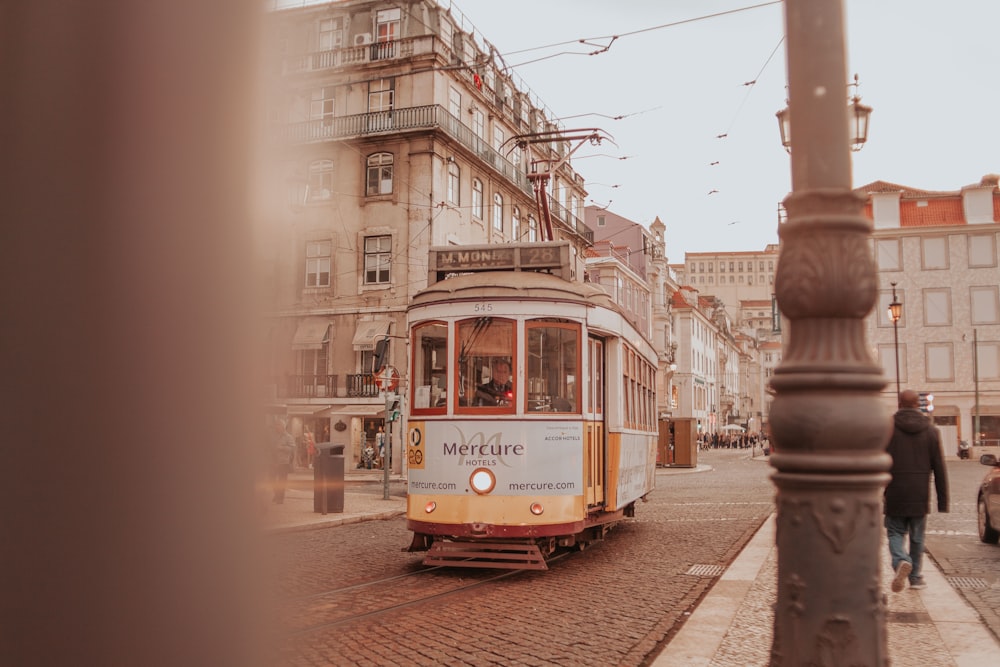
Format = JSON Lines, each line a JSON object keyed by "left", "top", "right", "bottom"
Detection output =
{"left": 281, "top": 35, "right": 436, "bottom": 75}
{"left": 283, "top": 374, "right": 335, "bottom": 399}
{"left": 276, "top": 374, "right": 379, "bottom": 399}
{"left": 547, "top": 194, "right": 592, "bottom": 243}
{"left": 345, "top": 373, "right": 379, "bottom": 398}
{"left": 277, "top": 104, "right": 533, "bottom": 197}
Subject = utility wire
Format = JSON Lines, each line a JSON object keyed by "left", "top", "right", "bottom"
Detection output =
{"left": 504, "top": 1, "right": 782, "bottom": 68}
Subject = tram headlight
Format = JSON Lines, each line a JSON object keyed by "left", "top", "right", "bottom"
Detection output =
{"left": 529, "top": 502, "right": 544, "bottom": 516}
{"left": 469, "top": 468, "right": 496, "bottom": 495}
{"left": 424, "top": 501, "right": 436, "bottom": 513}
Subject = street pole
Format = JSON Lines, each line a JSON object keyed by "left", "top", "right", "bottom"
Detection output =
{"left": 384, "top": 391, "right": 394, "bottom": 500}
{"left": 890, "top": 281, "right": 901, "bottom": 401}
{"left": 770, "top": 1, "right": 892, "bottom": 664}
{"left": 974, "top": 328, "right": 981, "bottom": 445}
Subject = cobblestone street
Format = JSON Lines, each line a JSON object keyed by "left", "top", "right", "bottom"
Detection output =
{"left": 268, "top": 448, "right": 773, "bottom": 666}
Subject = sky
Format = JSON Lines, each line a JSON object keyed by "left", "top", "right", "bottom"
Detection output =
{"left": 447, "top": 0, "right": 1000, "bottom": 259}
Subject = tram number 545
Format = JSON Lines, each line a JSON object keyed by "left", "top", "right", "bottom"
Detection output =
{"left": 473, "top": 303, "right": 493, "bottom": 313}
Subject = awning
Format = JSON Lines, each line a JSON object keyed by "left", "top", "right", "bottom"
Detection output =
{"left": 325, "top": 404, "right": 385, "bottom": 417}
{"left": 285, "top": 404, "right": 330, "bottom": 415}
{"left": 352, "top": 319, "right": 391, "bottom": 350}
{"left": 291, "top": 318, "right": 331, "bottom": 350}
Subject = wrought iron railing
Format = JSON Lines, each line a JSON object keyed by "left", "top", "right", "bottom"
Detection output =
{"left": 346, "top": 373, "right": 379, "bottom": 398}
{"left": 282, "top": 374, "right": 335, "bottom": 399}
{"left": 278, "top": 104, "right": 533, "bottom": 196}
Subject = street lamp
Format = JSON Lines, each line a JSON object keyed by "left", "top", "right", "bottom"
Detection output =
{"left": 888, "top": 282, "right": 902, "bottom": 401}
{"left": 769, "top": 1, "right": 891, "bottom": 663}
{"left": 776, "top": 74, "right": 873, "bottom": 152}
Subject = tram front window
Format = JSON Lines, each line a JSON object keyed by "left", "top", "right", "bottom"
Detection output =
{"left": 412, "top": 321, "right": 447, "bottom": 411}
{"left": 527, "top": 321, "right": 580, "bottom": 413}
{"left": 457, "top": 317, "right": 515, "bottom": 411}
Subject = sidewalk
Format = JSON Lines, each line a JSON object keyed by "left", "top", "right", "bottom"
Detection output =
{"left": 261, "top": 468, "right": 406, "bottom": 534}
{"left": 264, "top": 462, "right": 1000, "bottom": 666}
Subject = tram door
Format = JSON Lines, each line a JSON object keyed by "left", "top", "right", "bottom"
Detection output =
{"left": 585, "top": 337, "right": 605, "bottom": 508}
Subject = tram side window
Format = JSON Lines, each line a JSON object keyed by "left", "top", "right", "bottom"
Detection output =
{"left": 412, "top": 321, "right": 448, "bottom": 412}
{"left": 526, "top": 321, "right": 580, "bottom": 413}
{"left": 457, "top": 317, "right": 515, "bottom": 411}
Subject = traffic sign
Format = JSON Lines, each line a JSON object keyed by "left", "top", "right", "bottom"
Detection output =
{"left": 374, "top": 365, "right": 400, "bottom": 391}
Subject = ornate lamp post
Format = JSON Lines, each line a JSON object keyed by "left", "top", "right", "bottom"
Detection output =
{"left": 769, "top": 1, "right": 892, "bottom": 664}
{"left": 776, "top": 74, "right": 872, "bottom": 153}
{"left": 889, "top": 282, "right": 902, "bottom": 402}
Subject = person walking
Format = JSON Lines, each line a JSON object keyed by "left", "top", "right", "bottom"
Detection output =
{"left": 884, "top": 389, "right": 949, "bottom": 592}
{"left": 269, "top": 419, "right": 296, "bottom": 504}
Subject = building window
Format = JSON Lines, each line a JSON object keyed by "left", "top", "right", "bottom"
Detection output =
{"left": 308, "top": 159, "right": 333, "bottom": 201}
{"left": 310, "top": 86, "right": 335, "bottom": 127}
{"left": 923, "top": 288, "right": 952, "bottom": 326}
{"left": 375, "top": 8, "right": 400, "bottom": 42}
{"left": 878, "top": 344, "right": 906, "bottom": 385}
{"left": 729, "top": 261, "right": 734, "bottom": 271}
{"left": 597, "top": 215, "right": 606, "bottom": 227}
{"left": 493, "top": 126, "right": 505, "bottom": 153}
{"left": 925, "top": 343, "right": 954, "bottom": 382}
{"left": 969, "top": 234, "right": 997, "bottom": 267}
{"left": 447, "top": 161, "right": 460, "bottom": 205}
{"left": 318, "top": 17, "right": 343, "bottom": 51}
{"left": 921, "top": 237, "right": 949, "bottom": 270}
{"left": 528, "top": 215, "right": 538, "bottom": 242}
{"left": 472, "top": 109, "right": 485, "bottom": 139}
{"left": 368, "top": 78, "right": 394, "bottom": 112}
{"left": 971, "top": 285, "right": 1000, "bottom": 324}
{"left": 364, "top": 235, "right": 391, "bottom": 285}
{"left": 493, "top": 192, "right": 503, "bottom": 232}
{"left": 976, "top": 342, "right": 1000, "bottom": 380}
{"left": 305, "top": 240, "right": 331, "bottom": 287}
{"left": 472, "top": 178, "right": 483, "bottom": 219}
{"left": 366, "top": 153, "right": 393, "bottom": 196}
{"left": 738, "top": 261, "right": 743, "bottom": 271}
{"left": 448, "top": 86, "right": 461, "bottom": 118}
{"left": 512, "top": 206, "right": 521, "bottom": 240}
{"left": 699, "top": 262, "right": 704, "bottom": 272}
{"left": 298, "top": 347, "right": 329, "bottom": 396}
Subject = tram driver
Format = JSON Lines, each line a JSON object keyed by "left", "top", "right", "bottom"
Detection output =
{"left": 475, "top": 359, "right": 513, "bottom": 407}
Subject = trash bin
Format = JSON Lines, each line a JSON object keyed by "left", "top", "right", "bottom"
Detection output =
{"left": 313, "top": 443, "right": 345, "bottom": 514}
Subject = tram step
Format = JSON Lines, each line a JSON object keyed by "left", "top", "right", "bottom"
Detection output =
{"left": 423, "top": 540, "right": 548, "bottom": 570}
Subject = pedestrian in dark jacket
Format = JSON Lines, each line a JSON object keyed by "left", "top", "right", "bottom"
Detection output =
{"left": 884, "top": 389, "right": 949, "bottom": 592}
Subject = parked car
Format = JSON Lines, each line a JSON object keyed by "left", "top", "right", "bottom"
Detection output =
{"left": 977, "top": 453, "right": 1000, "bottom": 544}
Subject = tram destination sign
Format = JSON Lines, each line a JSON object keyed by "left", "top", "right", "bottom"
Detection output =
{"left": 428, "top": 242, "right": 571, "bottom": 283}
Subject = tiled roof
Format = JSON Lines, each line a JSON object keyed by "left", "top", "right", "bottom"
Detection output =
{"left": 900, "top": 198, "right": 966, "bottom": 226}
{"left": 856, "top": 180, "right": 956, "bottom": 198}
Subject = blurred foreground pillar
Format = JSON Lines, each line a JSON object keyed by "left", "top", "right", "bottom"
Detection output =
{"left": 1, "top": 2, "right": 267, "bottom": 666}
{"left": 770, "top": 0, "right": 893, "bottom": 664}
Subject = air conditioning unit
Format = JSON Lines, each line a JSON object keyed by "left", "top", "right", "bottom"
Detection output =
{"left": 354, "top": 32, "right": 373, "bottom": 46}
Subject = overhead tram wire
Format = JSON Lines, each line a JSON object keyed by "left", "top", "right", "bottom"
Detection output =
{"left": 500, "top": 1, "right": 783, "bottom": 69}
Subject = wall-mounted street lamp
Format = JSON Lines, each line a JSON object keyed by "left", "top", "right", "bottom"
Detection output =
{"left": 776, "top": 74, "right": 873, "bottom": 152}
{"left": 888, "top": 282, "right": 903, "bottom": 401}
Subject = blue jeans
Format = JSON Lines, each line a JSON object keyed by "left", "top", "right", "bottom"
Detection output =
{"left": 884, "top": 515, "right": 926, "bottom": 582}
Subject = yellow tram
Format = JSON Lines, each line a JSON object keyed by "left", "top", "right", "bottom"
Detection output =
{"left": 404, "top": 242, "right": 658, "bottom": 569}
